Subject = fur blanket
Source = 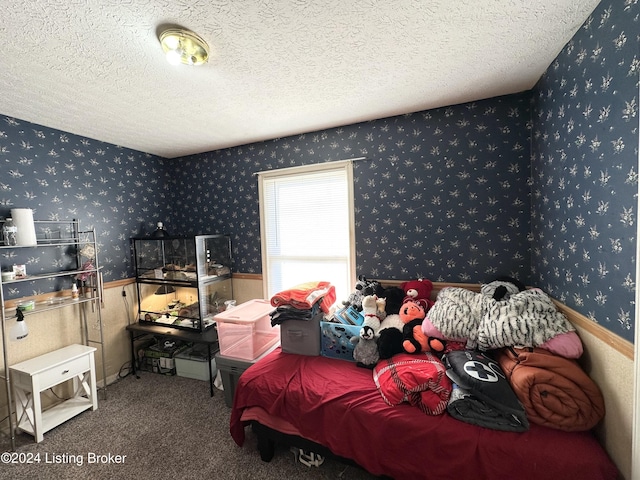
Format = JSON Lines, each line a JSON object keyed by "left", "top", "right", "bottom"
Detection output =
{"left": 423, "top": 287, "right": 583, "bottom": 358}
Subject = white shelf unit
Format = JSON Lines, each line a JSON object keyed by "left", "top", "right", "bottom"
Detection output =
{"left": 0, "top": 219, "right": 106, "bottom": 450}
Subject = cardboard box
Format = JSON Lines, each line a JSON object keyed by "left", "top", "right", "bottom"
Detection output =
{"left": 214, "top": 299, "right": 279, "bottom": 360}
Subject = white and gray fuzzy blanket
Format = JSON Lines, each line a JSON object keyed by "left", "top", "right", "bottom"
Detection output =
{"left": 424, "top": 287, "right": 582, "bottom": 358}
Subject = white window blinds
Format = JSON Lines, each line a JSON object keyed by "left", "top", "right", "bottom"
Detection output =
{"left": 258, "top": 161, "right": 355, "bottom": 305}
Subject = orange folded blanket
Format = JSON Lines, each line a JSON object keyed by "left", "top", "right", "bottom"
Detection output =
{"left": 495, "top": 347, "right": 605, "bottom": 432}
{"left": 270, "top": 280, "right": 336, "bottom": 313}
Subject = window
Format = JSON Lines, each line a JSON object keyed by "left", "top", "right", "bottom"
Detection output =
{"left": 258, "top": 160, "right": 355, "bottom": 306}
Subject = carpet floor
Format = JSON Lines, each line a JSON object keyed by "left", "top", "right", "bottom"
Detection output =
{"left": 0, "top": 370, "right": 379, "bottom": 480}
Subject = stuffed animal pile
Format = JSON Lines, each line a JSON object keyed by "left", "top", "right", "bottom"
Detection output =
{"left": 342, "top": 275, "right": 382, "bottom": 311}
{"left": 349, "top": 276, "right": 582, "bottom": 367}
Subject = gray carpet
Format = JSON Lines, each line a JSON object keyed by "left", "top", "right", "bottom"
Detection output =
{"left": 0, "top": 370, "right": 379, "bottom": 480}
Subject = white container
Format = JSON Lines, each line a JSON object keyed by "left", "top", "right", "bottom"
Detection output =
{"left": 214, "top": 299, "right": 279, "bottom": 360}
{"left": 11, "top": 208, "right": 37, "bottom": 246}
{"left": 175, "top": 350, "right": 217, "bottom": 381}
{"left": 1, "top": 271, "right": 15, "bottom": 282}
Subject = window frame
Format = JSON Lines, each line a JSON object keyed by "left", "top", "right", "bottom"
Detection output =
{"left": 257, "top": 160, "right": 356, "bottom": 303}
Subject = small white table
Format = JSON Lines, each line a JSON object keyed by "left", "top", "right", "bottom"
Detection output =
{"left": 10, "top": 344, "right": 98, "bottom": 442}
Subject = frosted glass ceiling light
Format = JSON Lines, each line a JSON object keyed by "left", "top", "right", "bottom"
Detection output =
{"left": 159, "top": 28, "right": 209, "bottom": 66}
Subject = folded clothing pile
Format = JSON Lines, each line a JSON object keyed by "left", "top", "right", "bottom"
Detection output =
{"left": 269, "top": 281, "right": 336, "bottom": 314}
{"left": 269, "top": 303, "right": 322, "bottom": 326}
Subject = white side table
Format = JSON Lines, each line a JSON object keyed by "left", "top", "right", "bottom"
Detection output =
{"left": 10, "top": 344, "right": 98, "bottom": 443}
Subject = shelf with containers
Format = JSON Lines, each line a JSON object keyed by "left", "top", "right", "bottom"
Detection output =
{"left": 131, "top": 234, "right": 233, "bottom": 333}
{"left": 0, "top": 219, "right": 106, "bottom": 451}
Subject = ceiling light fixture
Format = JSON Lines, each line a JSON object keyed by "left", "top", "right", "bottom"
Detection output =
{"left": 159, "top": 27, "right": 209, "bottom": 66}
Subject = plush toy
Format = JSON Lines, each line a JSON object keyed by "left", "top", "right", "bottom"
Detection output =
{"left": 359, "top": 295, "right": 382, "bottom": 340}
{"left": 376, "top": 325, "right": 404, "bottom": 360}
{"left": 399, "top": 301, "right": 427, "bottom": 353}
{"left": 480, "top": 275, "right": 526, "bottom": 301}
{"left": 401, "top": 278, "right": 435, "bottom": 312}
{"left": 342, "top": 275, "right": 368, "bottom": 311}
{"left": 372, "top": 283, "right": 410, "bottom": 359}
{"left": 376, "top": 312, "right": 405, "bottom": 360}
{"left": 343, "top": 275, "right": 382, "bottom": 311}
{"left": 375, "top": 297, "right": 387, "bottom": 322}
{"left": 422, "top": 277, "right": 584, "bottom": 358}
{"left": 374, "top": 284, "right": 405, "bottom": 315}
{"left": 399, "top": 301, "right": 446, "bottom": 355}
{"left": 350, "top": 295, "right": 382, "bottom": 369}
{"left": 363, "top": 277, "right": 382, "bottom": 297}
{"left": 350, "top": 335, "right": 380, "bottom": 369}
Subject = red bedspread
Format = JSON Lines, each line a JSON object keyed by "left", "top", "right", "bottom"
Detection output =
{"left": 230, "top": 348, "right": 618, "bottom": 480}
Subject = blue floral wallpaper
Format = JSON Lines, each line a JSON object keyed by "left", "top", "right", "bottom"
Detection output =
{"left": 0, "top": 117, "right": 169, "bottom": 294}
{"left": 531, "top": 0, "right": 638, "bottom": 340}
{"left": 0, "top": 0, "right": 636, "bottom": 343}
{"left": 169, "top": 93, "right": 532, "bottom": 285}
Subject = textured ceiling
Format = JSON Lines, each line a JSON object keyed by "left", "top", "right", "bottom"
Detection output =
{"left": 0, "top": 1, "right": 602, "bottom": 159}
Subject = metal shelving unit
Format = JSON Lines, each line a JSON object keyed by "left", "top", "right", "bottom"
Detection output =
{"left": 0, "top": 219, "right": 106, "bottom": 450}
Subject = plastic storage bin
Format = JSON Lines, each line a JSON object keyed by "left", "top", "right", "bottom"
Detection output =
{"left": 216, "top": 344, "right": 278, "bottom": 407}
{"left": 175, "top": 344, "right": 217, "bottom": 381}
{"left": 320, "top": 321, "right": 360, "bottom": 362}
{"left": 280, "top": 314, "right": 322, "bottom": 356}
{"left": 214, "top": 299, "right": 279, "bottom": 360}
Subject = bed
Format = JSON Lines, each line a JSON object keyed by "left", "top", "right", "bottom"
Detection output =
{"left": 230, "top": 347, "right": 619, "bottom": 480}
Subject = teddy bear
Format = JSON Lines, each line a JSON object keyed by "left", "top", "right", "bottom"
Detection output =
{"left": 401, "top": 278, "right": 435, "bottom": 312}
{"left": 400, "top": 300, "right": 427, "bottom": 353}
{"left": 399, "top": 300, "right": 446, "bottom": 355}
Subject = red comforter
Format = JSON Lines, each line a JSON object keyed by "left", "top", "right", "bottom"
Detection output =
{"left": 230, "top": 348, "right": 618, "bottom": 480}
